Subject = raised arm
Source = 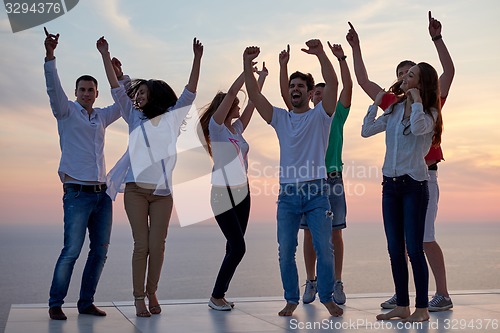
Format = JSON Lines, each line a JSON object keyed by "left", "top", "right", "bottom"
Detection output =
{"left": 240, "top": 62, "right": 268, "bottom": 130}
{"left": 111, "top": 57, "right": 130, "bottom": 87}
{"left": 212, "top": 72, "right": 245, "bottom": 125}
{"left": 428, "top": 11, "right": 454, "bottom": 98}
{"left": 96, "top": 37, "right": 133, "bottom": 123}
{"left": 346, "top": 22, "right": 383, "bottom": 101}
{"left": 329, "top": 43, "right": 352, "bottom": 108}
{"left": 279, "top": 45, "right": 293, "bottom": 110}
{"left": 302, "top": 39, "right": 338, "bottom": 116}
{"left": 111, "top": 57, "right": 123, "bottom": 80}
{"left": 243, "top": 47, "right": 274, "bottom": 124}
{"left": 97, "top": 37, "right": 119, "bottom": 89}
{"left": 43, "top": 27, "right": 71, "bottom": 119}
{"left": 186, "top": 38, "right": 203, "bottom": 93}
{"left": 44, "top": 27, "right": 58, "bottom": 62}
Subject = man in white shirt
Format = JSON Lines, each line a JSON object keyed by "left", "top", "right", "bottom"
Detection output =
{"left": 243, "top": 40, "right": 343, "bottom": 317}
{"left": 44, "top": 28, "right": 126, "bottom": 320}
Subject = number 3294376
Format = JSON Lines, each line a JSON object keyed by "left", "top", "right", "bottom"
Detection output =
{"left": 5, "top": 2, "right": 61, "bottom": 14}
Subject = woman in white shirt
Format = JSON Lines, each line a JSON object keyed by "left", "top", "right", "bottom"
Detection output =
{"left": 198, "top": 65, "right": 267, "bottom": 311}
{"left": 361, "top": 62, "right": 443, "bottom": 323}
{"left": 97, "top": 36, "right": 202, "bottom": 317}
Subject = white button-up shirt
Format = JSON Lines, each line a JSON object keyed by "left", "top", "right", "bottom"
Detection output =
{"left": 44, "top": 59, "right": 123, "bottom": 183}
{"left": 361, "top": 101, "right": 437, "bottom": 181}
{"left": 106, "top": 85, "right": 196, "bottom": 200}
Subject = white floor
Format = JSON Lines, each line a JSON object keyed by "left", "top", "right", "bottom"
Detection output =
{"left": 5, "top": 290, "right": 500, "bottom": 333}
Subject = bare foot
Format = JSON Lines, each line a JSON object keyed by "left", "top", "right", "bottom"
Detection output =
{"left": 278, "top": 302, "right": 298, "bottom": 316}
{"left": 376, "top": 306, "right": 410, "bottom": 320}
{"left": 402, "top": 308, "right": 429, "bottom": 323}
{"left": 323, "top": 301, "right": 343, "bottom": 317}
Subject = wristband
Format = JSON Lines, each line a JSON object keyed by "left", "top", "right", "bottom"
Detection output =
{"left": 432, "top": 34, "right": 442, "bottom": 41}
{"left": 338, "top": 55, "right": 347, "bottom": 61}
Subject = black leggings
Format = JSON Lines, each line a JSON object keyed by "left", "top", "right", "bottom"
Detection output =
{"left": 210, "top": 186, "right": 251, "bottom": 298}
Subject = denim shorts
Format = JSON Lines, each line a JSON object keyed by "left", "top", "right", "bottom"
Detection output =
{"left": 423, "top": 170, "right": 439, "bottom": 242}
{"left": 299, "top": 172, "right": 347, "bottom": 231}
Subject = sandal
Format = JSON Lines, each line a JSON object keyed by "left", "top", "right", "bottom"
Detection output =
{"left": 134, "top": 296, "right": 151, "bottom": 317}
{"left": 147, "top": 293, "right": 162, "bottom": 315}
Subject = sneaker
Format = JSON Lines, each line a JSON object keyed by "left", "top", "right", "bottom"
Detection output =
{"left": 380, "top": 294, "right": 397, "bottom": 309}
{"left": 302, "top": 279, "right": 317, "bottom": 304}
{"left": 208, "top": 298, "right": 232, "bottom": 311}
{"left": 428, "top": 294, "right": 453, "bottom": 312}
{"left": 333, "top": 280, "right": 346, "bottom": 305}
{"left": 222, "top": 297, "right": 235, "bottom": 308}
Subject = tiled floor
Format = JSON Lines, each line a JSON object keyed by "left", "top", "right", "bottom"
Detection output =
{"left": 5, "top": 291, "right": 500, "bottom": 333}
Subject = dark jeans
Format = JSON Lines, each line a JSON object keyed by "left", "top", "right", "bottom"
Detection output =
{"left": 382, "top": 175, "right": 429, "bottom": 308}
{"left": 49, "top": 185, "right": 112, "bottom": 311}
{"left": 210, "top": 185, "right": 250, "bottom": 299}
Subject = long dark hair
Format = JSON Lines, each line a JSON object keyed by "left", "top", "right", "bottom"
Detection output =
{"left": 385, "top": 62, "right": 442, "bottom": 145}
{"left": 198, "top": 92, "right": 239, "bottom": 157}
{"left": 127, "top": 79, "right": 178, "bottom": 119}
{"left": 417, "top": 62, "right": 442, "bottom": 145}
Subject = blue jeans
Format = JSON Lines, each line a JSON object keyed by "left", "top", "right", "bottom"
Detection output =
{"left": 277, "top": 179, "right": 334, "bottom": 304}
{"left": 382, "top": 175, "right": 429, "bottom": 308}
{"left": 49, "top": 185, "right": 112, "bottom": 311}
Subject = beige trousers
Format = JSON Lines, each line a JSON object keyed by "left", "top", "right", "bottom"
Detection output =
{"left": 124, "top": 183, "right": 173, "bottom": 298}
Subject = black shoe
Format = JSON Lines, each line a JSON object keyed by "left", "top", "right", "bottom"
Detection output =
{"left": 79, "top": 304, "right": 107, "bottom": 316}
{"left": 49, "top": 307, "right": 67, "bottom": 320}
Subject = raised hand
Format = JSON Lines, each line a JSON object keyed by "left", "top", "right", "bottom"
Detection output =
{"left": 193, "top": 37, "right": 203, "bottom": 59}
{"left": 251, "top": 61, "right": 259, "bottom": 73}
{"left": 428, "top": 11, "right": 442, "bottom": 38}
{"left": 345, "top": 22, "right": 359, "bottom": 47}
{"left": 279, "top": 44, "right": 290, "bottom": 67}
{"left": 96, "top": 36, "right": 109, "bottom": 55}
{"left": 44, "top": 27, "right": 59, "bottom": 59}
{"left": 97, "top": 37, "right": 119, "bottom": 88}
{"left": 244, "top": 46, "right": 260, "bottom": 63}
{"left": 111, "top": 57, "right": 123, "bottom": 79}
{"left": 256, "top": 61, "right": 268, "bottom": 77}
{"left": 328, "top": 42, "right": 345, "bottom": 59}
{"left": 301, "top": 39, "right": 324, "bottom": 55}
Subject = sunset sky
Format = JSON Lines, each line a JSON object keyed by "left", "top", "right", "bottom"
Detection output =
{"left": 1, "top": 0, "right": 499, "bottom": 227}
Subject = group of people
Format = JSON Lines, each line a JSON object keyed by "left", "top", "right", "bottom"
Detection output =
{"left": 44, "top": 10, "right": 454, "bottom": 324}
